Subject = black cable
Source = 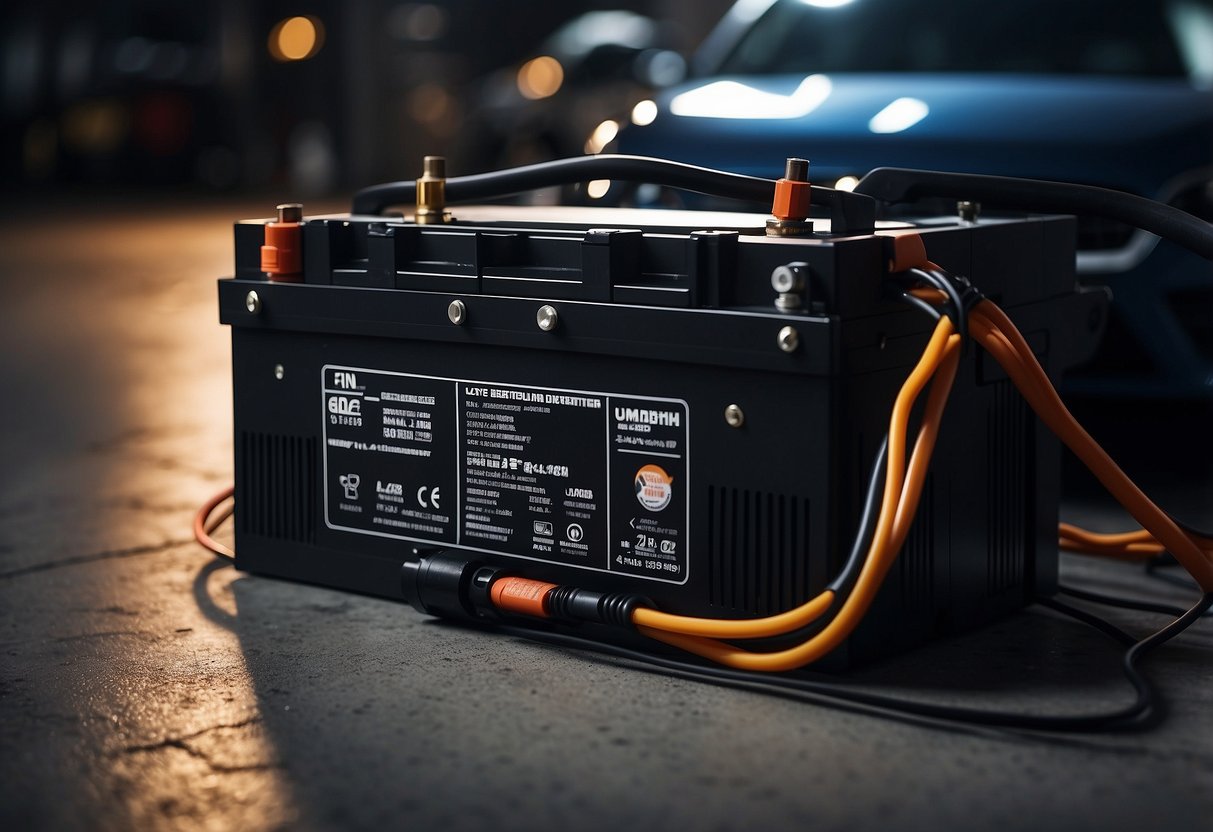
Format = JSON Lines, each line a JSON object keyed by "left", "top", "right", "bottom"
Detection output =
{"left": 894, "top": 289, "right": 944, "bottom": 322}
{"left": 827, "top": 436, "right": 888, "bottom": 593}
{"left": 489, "top": 593, "right": 1212, "bottom": 733}
{"left": 489, "top": 623, "right": 1009, "bottom": 737}
{"left": 922, "top": 268, "right": 985, "bottom": 341}
{"left": 854, "top": 167, "right": 1213, "bottom": 261}
{"left": 1036, "top": 596, "right": 1136, "bottom": 645}
{"left": 1057, "top": 585, "right": 1194, "bottom": 618}
{"left": 353, "top": 155, "right": 777, "bottom": 214}
{"left": 350, "top": 154, "right": 878, "bottom": 234}
{"left": 704, "top": 434, "right": 885, "bottom": 650}
{"left": 908, "top": 267, "right": 968, "bottom": 342}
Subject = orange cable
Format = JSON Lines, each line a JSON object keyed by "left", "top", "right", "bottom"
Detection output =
{"left": 638, "top": 330, "right": 962, "bottom": 669}
{"left": 914, "top": 288, "right": 1210, "bottom": 561}
{"left": 970, "top": 302, "right": 1213, "bottom": 589}
{"left": 194, "top": 485, "right": 236, "bottom": 560}
{"left": 632, "top": 317, "right": 956, "bottom": 642}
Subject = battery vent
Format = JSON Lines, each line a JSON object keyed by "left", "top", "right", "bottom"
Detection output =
{"left": 706, "top": 486, "right": 811, "bottom": 615}
{"left": 237, "top": 432, "right": 317, "bottom": 543}
{"left": 987, "top": 380, "right": 1031, "bottom": 596}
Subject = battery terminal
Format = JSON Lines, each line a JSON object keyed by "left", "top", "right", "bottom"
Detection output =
{"left": 260, "top": 203, "right": 304, "bottom": 281}
{"left": 415, "top": 155, "right": 454, "bottom": 224}
{"left": 766, "top": 158, "right": 814, "bottom": 237}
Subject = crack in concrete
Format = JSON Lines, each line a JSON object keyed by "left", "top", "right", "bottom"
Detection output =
{"left": 118, "top": 718, "right": 277, "bottom": 774}
{"left": 123, "top": 717, "right": 263, "bottom": 748}
{"left": 0, "top": 538, "right": 195, "bottom": 579}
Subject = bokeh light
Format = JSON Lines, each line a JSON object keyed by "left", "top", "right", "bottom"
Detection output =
{"left": 516, "top": 56, "right": 564, "bottom": 99}
{"left": 269, "top": 16, "right": 325, "bottom": 62}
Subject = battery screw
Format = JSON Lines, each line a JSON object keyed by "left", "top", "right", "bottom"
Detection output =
{"left": 245, "top": 290, "right": 261, "bottom": 314}
{"left": 777, "top": 325, "right": 800, "bottom": 353}
{"left": 448, "top": 299, "right": 467, "bottom": 325}
{"left": 771, "top": 262, "right": 808, "bottom": 311}
{"left": 274, "top": 364, "right": 285, "bottom": 380}
{"left": 536, "top": 304, "right": 559, "bottom": 332}
{"left": 724, "top": 404, "right": 745, "bottom": 428}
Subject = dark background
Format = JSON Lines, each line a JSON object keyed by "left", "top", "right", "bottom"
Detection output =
{"left": 0, "top": 0, "right": 731, "bottom": 199}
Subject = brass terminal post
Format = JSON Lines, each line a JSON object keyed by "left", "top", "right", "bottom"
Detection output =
{"left": 415, "top": 155, "right": 453, "bottom": 224}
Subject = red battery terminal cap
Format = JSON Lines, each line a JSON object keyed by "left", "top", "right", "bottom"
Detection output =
{"left": 261, "top": 203, "right": 304, "bottom": 281}
{"left": 771, "top": 158, "right": 811, "bottom": 221}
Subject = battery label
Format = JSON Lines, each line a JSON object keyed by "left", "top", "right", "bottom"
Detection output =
{"left": 322, "top": 365, "right": 689, "bottom": 584}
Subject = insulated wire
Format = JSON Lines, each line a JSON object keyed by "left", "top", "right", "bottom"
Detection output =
{"left": 969, "top": 302, "right": 1213, "bottom": 590}
{"left": 634, "top": 326, "right": 962, "bottom": 669}
{"left": 905, "top": 282, "right": 1211, "bottom": 568}
{"left": 828, "top": 435, "right": 889, "bottom": 594}
{"left": 1056, "top": 585, "right": 1208, "bottom": 618}
{"left": 630, "top": 316, "right": 958, "bottom": 643}
{"left": 1058, "top": 522, "right": 1213, "bottom": 559}
{"left": 627, "top": 279, "right": 1213, "bottom": 669}
{"left": 906, "top": 282, "right": 1212, "bottom": 571}
{"left": 908, "top": 267, "right": 968, "bottom": 341}
{"left": 195, "top": 485, "right": 236, "bottom": 560}
{"left": 494, "top": 592, "right": 1213, "bottom": 732}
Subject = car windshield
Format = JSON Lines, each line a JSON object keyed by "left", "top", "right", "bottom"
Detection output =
{"left": 717, "top": 0, "right": 1213, "bottom": 80}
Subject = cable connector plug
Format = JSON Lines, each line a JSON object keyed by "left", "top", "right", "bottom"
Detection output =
{"left": 400, "top": 550, "right": 508, "bottom": 622}
{"left": 489, "top": 576, "right": 652, "bottom": 629}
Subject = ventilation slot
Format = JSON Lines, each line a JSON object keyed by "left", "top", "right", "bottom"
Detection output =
{"left": 707, "top": 487, "right": 810, "bottom": 615}
{"left": 986, "top": 380, "right": 1030, "bottom": 596}
{"left": 238, "top": 432, "right": 318, "bottom": 543}
{"left": 897, "top": 474, "right": 934, "bottom": 611}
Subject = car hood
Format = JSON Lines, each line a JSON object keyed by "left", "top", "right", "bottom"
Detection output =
{"left": 620, "top": 74, "right": 1213, "bottom": 197}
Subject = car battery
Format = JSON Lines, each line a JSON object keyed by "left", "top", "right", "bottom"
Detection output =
{"left": 217, "top": 194, "right": 1106, "bottom": 663}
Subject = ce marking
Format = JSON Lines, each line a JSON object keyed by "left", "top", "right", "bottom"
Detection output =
{"left": 417, "top": 485, "right": 442, "bottom": 509}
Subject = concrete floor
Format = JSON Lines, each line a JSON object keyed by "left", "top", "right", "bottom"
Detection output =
{"left": 1, "top": 198, "right": 1210, "bottom": 831}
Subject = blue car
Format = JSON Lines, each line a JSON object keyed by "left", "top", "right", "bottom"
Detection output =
{"left": 615, "top": 0, "right": 1213, "bottom": 397}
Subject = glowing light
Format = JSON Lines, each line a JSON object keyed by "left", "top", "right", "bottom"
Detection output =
{"left": 587, "top": 179, "right": 611, "bottom": 199}
{"left": 670, "top": 74, "right": 832, "bottom": 120}
{"left": 630, "top": 99, "right": 658, "bottom": 126}
{"left": 517, "top": 56, "right": 563, "bottom": 100}
{"left": 834, "top": 175, "right": 860, "bottom": 192}
{"left": 868, "top": 97, "right": 929, "bottom": 134}
{"left": 61, "top": 99, "right": 126, "bottom": 154}
{"left": 799, "top": 0, "right": 856, "bottom": 7}
{"left": 269, "top": 16, "right": 324, "bottom": 62}
{"left": 584, "top": 119, "right": 619, "bottom": 154}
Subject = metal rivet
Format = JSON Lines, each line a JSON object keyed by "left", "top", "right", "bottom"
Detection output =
{"left": 448, "top": 299, "right": 467, "bottom": 325}
{"left": 274, "top": 364, "right": 285, "bottom": 380}
{"left": 724, "top": 404, "right": 745, "bottom": 428}
{"left": 537, "top": 304, "right": 558, "bottom": 332}
{"left": 777, "top": 325, "right": 800, "bottom": 353}
{"left": 245, "top": 290, "right": 261, "bottom": 314}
